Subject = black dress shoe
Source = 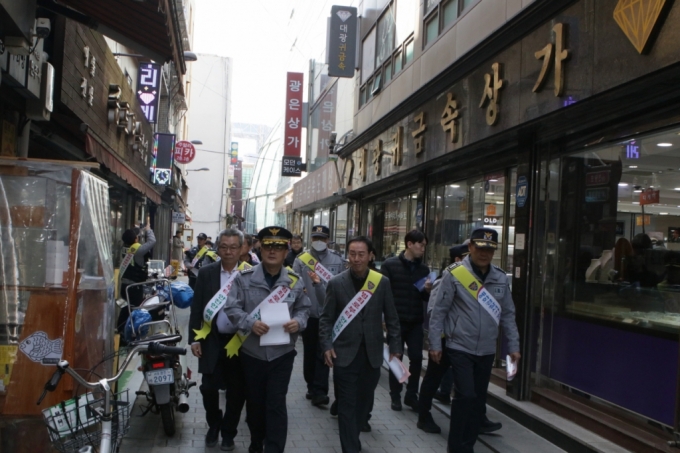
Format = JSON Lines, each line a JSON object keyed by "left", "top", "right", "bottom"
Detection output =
{"left": 330, "top": 399, "right": 338, "bottom": 416}
{"left": 360, "top": 421, "right": 371, "bottom": 432}
{"left": 404, "top": 393, "right": 419, "bottom": 411}
{"left": 417, "top": 413, "right": 442, "bottom": 434}
{"left": 248, "top": 441, "right": 263, "bottom": 453}
{"left": 479, "top": 416, "right": 502, "bottom": 434}
{"left": 305, "top": 392, "right": 313, "bottom": 400}
{"left": 311, "top": 394, "right": 330, "bottom": 406}
{"left": 205, "top": 427, "right": 219, "bottom": 448}
{"left": 390, "top": 395, "right": 402, "bottom": 411}
{"left": 433, "top": 390, "right": 451, "bottom": 405}
{"left": 221, "top": 437, "right": 235, "bottom": 451}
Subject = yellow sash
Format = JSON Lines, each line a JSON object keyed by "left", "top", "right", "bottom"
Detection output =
{"left": 225, "top": 267, "right": 299, "bottom": 357}
{"left": 192, "top": 261, "right": 252, "bottom": 341}
{"left": 450, "top": 264, "right": 501, "bottom": 325}
{"left": 331, "top": 270, "right": 382, "bottom": 342}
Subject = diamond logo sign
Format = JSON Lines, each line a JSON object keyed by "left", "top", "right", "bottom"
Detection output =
{"left": 336, "top": 10, "right": 352, "bottom": 22}
{"left": 613, "top": 0, "right": 667, "bottom": 54}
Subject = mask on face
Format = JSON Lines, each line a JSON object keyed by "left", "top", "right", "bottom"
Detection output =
{"left": 311, "top": 240, "right": 327, "bottom": 252}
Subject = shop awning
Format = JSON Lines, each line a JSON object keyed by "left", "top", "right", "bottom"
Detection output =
{"left": 38, "top": 0, "right": 185, "bottom": 74}
{"left": 85, "top": 134, "right": 161, "bottom": 204}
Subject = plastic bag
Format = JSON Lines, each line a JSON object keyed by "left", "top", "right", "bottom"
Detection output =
{"left": 124, "top": 309, "right": 152, "bottom": 342}
{"left": 170, "top": 281, "right": 194, "bottom": 309}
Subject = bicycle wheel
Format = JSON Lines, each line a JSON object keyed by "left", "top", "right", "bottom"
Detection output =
{"left": 159, "top": 403, "right": 175, "bottom": 437}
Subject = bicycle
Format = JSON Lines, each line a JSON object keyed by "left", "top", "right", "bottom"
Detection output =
{"left": 37, "top": 341, "right": 187, "bottom": 453}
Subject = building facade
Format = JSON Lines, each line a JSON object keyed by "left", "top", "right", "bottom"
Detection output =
{"left": 293, "top": 0, "right": 680, "bottom": 449}
{"left": 186, "top": 53, "right": 233, "bottom": 237}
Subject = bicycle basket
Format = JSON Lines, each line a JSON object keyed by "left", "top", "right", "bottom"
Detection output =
{"left": 42, "top": 389, "right": 130, "bottom": 453}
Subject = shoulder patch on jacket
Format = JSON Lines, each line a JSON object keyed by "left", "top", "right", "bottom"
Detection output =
{"left": 285, "top": 267, "right": 300, "bottom": 279}
{"left": 444, "top": 262, "right": 462, "bottom": 273}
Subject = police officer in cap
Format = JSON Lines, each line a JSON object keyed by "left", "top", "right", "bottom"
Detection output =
{"left": 185, "top": 233, "right": 210, "bottom": 289}
{"left": 428, "top": 228, "right": 521, "bottom": 453}
{"left": 293, "top": 225, "right": 345, "bottom": 407}
{"left": 224, "top": 226, "right": 311, "bottom": 453}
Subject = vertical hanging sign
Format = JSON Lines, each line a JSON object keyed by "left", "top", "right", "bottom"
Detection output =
{"left": 327, "top": 6, "right": 358, "bottom": 78}
{"left": 282, "top": 72, "right": 304, "bottom": 177}
{"left": 137, "top": 62, "right": 161, "bottom": 123}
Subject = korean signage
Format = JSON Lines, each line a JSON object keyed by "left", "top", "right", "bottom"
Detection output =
{"left": 640, "top": 189, "right": 660, "bottom": 205}
{"left": 137, "top": 62, "right": 161, "bottom": 123}
{"left": 174, "top": 140, "right": 196, "bottom": 164}
{"left": 284, "top": 72, "right": 303, "bottom": 157}
{"left": 230, "top": 142, "right": 239, "bottom": 164}
{"left": 172, "top": 211, "right": 186, "bottom": 223}
{"left": 585, "top": 170, "right": 610, "bottom": 186}
{"left": 281, "top": 156, "right": 306, "bottom": 177}
{"left": 328, "top": 5, "right": 358, "bottom": 78}
{"left": 150, "top": 133, "right": 176, "bottom": 185}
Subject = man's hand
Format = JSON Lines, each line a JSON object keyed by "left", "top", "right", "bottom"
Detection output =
{"left": 429, "top": 350, "right": 442, "bottom": 364}
{"left": 388, "top": 353, "right": 402, "bottom": 362}
{"left": 190, "top": 342, "right": 202, "bottom": 358}
{"left": 424, "top": 278, "right": 433, "bottom": 293}
{"left": 283, "top": 319, "right": 299, "bottom": 333}
{"left": 324, "top": 349, "right": 337, "bottom": 368}
{"left": 509, "top": 352, "right": 521, "bottom": 363}
{"left": 252, "top": 320, "right": 270, "bottom": 336}
{"left": 308, "top": 271, "right": 321, "bottom": 285}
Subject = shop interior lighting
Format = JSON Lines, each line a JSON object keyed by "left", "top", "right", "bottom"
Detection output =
{"left": 629, "top": 165, "right": 638, "bottom": 168}
{"left": 618, "top": 183, "right": 628, "bottom": 186}
{"left": 450, "top": 184, "right": 460, "bottom": 188}
{"left": 660, "top": 212, "right": 669, "bottom": 215}
{"left": 657, "top": 143, "right": 673, "bottom": 147}
{"left": 674, "top": 188, "right": 680, "bottom": 191}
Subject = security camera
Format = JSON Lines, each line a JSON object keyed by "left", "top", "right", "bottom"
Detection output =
{"left": 35, "top": 18, "right": 51, "bottom": 39}
{"left": 329, "top": 132, "right": 337, "bottom": 154}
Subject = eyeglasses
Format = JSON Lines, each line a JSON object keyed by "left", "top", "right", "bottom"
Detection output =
{"left": 262, "top": 244, "right": 288, "bottom": 251}
{"left": 218, "top": 245, "right": 241, "bottom": 251}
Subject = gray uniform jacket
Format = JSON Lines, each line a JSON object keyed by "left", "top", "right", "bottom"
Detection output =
{"left": 319, "top": 270, "right": 402, "bottom": 368}
{"left": 428, "top": 256, "right": 520, "bottom": 356}
{"left": 293, "top": 249, "right": 345, "bottom": 318}
{"left": 224, "top": 264, "right": 311, "bottom": 362}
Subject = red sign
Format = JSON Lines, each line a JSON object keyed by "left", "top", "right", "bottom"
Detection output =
{"left": 585, "top": 170, "right": 610, "bottom": 186}
{"left": 174, "top": 141, "right": 196, "bottom": 164}
{"left": 640, "top": 189, "right": 660, "bottom": 205}
{"left": 284, "top": 72, "right": 304, "bottom": 158}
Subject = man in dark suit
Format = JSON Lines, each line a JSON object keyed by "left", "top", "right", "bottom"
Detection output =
{"left": 319, "top": 236, "right": 402, "bottom": 453}
{"left": 189, "top": 228, "right": 249, "bottom": 450}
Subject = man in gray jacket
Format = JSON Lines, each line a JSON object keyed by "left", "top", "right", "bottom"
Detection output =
{"left": 224, "top": 226, "right": 311, "bottom": 453}
{"left": 293, "top": 225, "right": 345, "bottom": 407}
{"left": 429, "top": 227, "right": 521, "bottom": 453}
{"left": 320, "top": 236, "right": 402, "bottom": 453}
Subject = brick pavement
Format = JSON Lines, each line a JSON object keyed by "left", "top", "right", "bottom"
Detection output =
{"left": 119, "top": 307, "right": 562, "bottom": 453}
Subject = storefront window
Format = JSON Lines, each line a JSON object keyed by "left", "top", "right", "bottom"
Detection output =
{"left": 556, "top": 128, "right": 680, "bottom": 332}
{"left": 426, "top": 171, "right": 513, "bottom": 273}
{"left": 381, "top": 194, "right": 417, "bottom": 261}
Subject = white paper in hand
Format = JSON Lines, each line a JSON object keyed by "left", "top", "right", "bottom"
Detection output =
{"left": 383, "top": 344, "right": 410, "bottom": 383}
{"left": 259, "top": 303, "right": 291, "bottom": 346}
{"left": 506, "top": 354, "right": 517, "bottom": 381}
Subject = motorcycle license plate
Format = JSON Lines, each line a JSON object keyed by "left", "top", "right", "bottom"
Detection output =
{"left": 145, "top": 368, "right": 174, "bottom": 385}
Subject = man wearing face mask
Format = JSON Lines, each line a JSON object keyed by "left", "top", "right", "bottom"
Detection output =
{"left": 294, "top": 225, "right": 346, "bottom": 407}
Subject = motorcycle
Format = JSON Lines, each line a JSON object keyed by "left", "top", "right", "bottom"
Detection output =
{"left": 124, "top": 278, "right": 196, "bottom": 437}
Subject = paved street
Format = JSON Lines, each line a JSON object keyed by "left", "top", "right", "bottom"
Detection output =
{"left": 118, "top": 307, "right": 568, "bottom": 453}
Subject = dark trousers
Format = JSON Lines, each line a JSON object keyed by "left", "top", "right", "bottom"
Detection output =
{"left": 188, "top": 275, "right": 197, "bottom": 290}
{"left": 200, "top": 334, "right": 246, "bottom": 441}
{"left": 446, "top": 349, "right": 495, "bottom": 453}
{"left": 241, "top": 350, "right": 296, "bottom": 453}
{"left": 301, "top": 317, "right": 330, "bottom": 396}
{"left": 334, "top": 345, "right": 381, "bottom": 453}
{"left": 418, "top": 339, "right": 451, "bottom": 418}
{"left": 389, "top": 321, "right": 423, "bottom": 398}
